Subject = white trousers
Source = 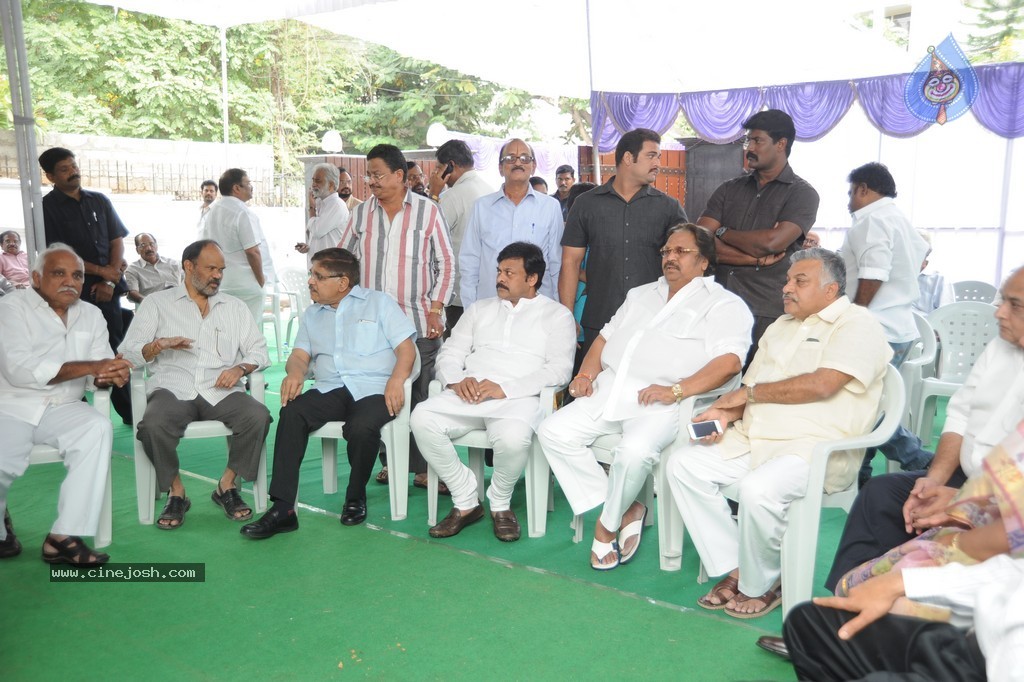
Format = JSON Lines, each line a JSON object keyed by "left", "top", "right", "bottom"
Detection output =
{"left": 538, "top": 401, "right": 678, "bottom": 533}
{"left": 666, "top": 443, "right": 809, "bottom": 596}
{"left": 410, "top": 408, "right": 534, "bottom": 512}
{"left": 0, "top": 402, "right": 112, "bottom": 540}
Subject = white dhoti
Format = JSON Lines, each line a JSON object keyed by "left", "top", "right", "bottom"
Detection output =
{"left": 411, "top": 394, "right": 536, "bottom": 512}
{"left": 666, "top": 443, "right": 809, "bottom": 596}
{"left": 0, "top": 401, "right": 112, "bottom": 540}
{"left": 538, "top": 400, "right": 678, "bottom": 533}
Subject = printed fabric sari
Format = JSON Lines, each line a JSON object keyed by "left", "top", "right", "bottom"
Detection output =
{"left": 836, "top": 419, "right": 1024, "bottom": 604}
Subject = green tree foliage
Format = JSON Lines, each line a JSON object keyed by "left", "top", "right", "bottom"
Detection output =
{"left": 967, "top": 0, "right": 1024, "bottom": 62}
{"left": 7, "top": 0, "right": 556, "bottom": 173}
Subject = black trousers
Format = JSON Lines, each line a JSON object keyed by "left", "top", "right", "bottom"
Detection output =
{"left": 378, "top": 336, "right": 440, "bottom": 475}
{"left": 825, "top": 468, "right": 968, "bottom": 591}
{"left": 94, "top": 296, "right": 132, "bottom": 423}
{"left": 785, "top": 602, "right": 986, "bottom": 682}
{"left": 270, "top": 387, "right": 394, "bottom": 505}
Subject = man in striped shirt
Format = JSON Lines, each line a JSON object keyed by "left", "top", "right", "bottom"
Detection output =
{"left": 339, "top": 144, "right": 455, "bottom": 486}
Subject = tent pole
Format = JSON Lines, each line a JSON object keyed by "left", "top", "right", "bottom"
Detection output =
{"left": 585, "top": 0, "right": 601, "bottom": 185}
{"left": 0, "top": 0, "right": 44, "bottom": 258}
{"left": 221, "top": 25, "right": 229, "bottom": 147}
{"left": 995, "top": 137, "right": 1012, "bottom": 285}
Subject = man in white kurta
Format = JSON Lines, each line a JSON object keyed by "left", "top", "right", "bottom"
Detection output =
{"left": 296, "top": 163, "right": 349, "bottom": 265}
{"left": 200, "top": 169, "right": 265, "bottom": 322}
{"left": 539, "top": 225, "right": 752, "bottom": 569}
{"left": 0, "top": 245, "right": 131, "bottom": 564}
{"left": 412, "top": 242, "right": 576, "bottom": 541}
{"left": 668, "top": 248, "right": 891, "bottom": 618}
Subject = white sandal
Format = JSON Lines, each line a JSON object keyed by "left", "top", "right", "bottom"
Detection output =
{"left": 617, "top": 506, "right": 648, "bottom": 565}
{"left": 590, "top": 537, "right": 620, "bottom": 571}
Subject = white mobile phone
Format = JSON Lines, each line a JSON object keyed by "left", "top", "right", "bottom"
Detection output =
{"left": 687, "top": 420, "right": 723, "bottom": 440}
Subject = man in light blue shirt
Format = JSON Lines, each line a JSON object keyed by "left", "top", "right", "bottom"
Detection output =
{"left": 459, "top": 138, "right": 563, "bottom": 307}
{"left": 242, "top": 248, "right": 416, "bottom": 537}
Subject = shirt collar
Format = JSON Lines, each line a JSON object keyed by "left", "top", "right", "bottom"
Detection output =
{"left": 655, "top": 274, "right": 714, "bottom": 299}
{"left": 851, "top": 196, "right": 895, "bottom": 220}
{"left": 749, "top": 163, "right": 797, "bottom": 186}
{"left": 170, "top": 284, "right": 227, "bottom": 310}
{"left": 500, "top": 292, "right": 542, "bottom": 310}
{"left": 806, "top": 295, "right": 850, "bottom": 324}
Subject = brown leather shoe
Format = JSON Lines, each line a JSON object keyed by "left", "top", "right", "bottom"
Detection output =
{"left": 756, "top": 635, "right": 789, "bottom": 660}
{"left": 491, "top": 509, "right": 521, "bottom": 542}
{"left": 429, "top": 505, "right": 484, "bottom": 538}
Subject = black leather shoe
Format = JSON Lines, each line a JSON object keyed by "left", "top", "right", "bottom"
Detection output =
{"left": 491, "top": 509, "right": 521, "bottom": 542}
{"left": 240, "top": 507, "right": 298, "bottom": 539}
{"left": 0, "top": 509, "right": 22, "bottom": 559}
{"left": 429, "top": 505, "right": 484, "bottom": 538}
{"left": 756, "top": 635, "right": 790, "bottom": 660}
{"left": 340, "top": 499, "right": 367, "bottom": 526}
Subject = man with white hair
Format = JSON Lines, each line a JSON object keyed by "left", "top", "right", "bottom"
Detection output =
{"left": 296, "top": 163, "right": 349, "bottom": 264}
{"left": 0, "top": 244, "right": 132, "bottom": 565}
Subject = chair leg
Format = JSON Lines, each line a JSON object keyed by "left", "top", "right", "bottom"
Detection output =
{"left": 134, "top": 447, "right": 158, "bottom": 525}
{"left": 655, "top": 463, "right": 682, "bottom": 572}
{"left": 95, "top": 461, "right": 113, "bottom": 548}
{"left": 525, "top": 441, "right": 549, "bottom": 538}
{"left": 468, "top": 449, "right": 485, "bottom": 501}
{"left": 321, "top": 440, "right": 338, "bottom": 495}
{"left": 572, "top": 514, "right": 583, "bottom": 543}
{"left": 427, "top": 465, "right": 438, "bottom": 527}
{"left": 253, "top": 445, "right": 268, "bottom": 513}
{"left": 385, "top": 424, "right": 408, "bottom": 521}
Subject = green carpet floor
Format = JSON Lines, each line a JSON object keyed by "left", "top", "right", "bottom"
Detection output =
{"left": 0, "top": 343, "right": 947, "bottom": 681}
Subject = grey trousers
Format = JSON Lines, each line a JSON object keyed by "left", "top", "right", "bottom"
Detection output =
{"left": 137, "top": 389, "right": 271, "bottom": 493}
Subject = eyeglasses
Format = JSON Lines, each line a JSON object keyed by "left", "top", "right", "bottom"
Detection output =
{"left": 364, "top": 172, "right": 390, "bottom": 182}
{"left": 308, "top": 271, "right": 344, "bottom": 282}
{"left": 500, "top": 154, "right": 535, "bottom": 165}
{"left": 660, "top": 247, "right": 700, "bottom": 258}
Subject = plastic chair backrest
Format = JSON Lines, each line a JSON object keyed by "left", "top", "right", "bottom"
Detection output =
{"left": 952, "top": 280, "right": 997, "bottom": 304}
{"left": 279, "top": 269, "right": 312, "bottom": 315}
{"left": 927, "top": 301, "right": 998, "bottom": 383}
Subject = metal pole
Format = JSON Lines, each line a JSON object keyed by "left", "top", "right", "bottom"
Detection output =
{"left": 220, "top": 25, "right": 229, "bottom": 146}
{"left": 1, "top": 0, "right": 44, "bottom": 258}
{"left": 995, "top": 137, "right": 1013, "bottom": 285}
{"left": 584, "top": 0, "right": 601, "bottom": 185}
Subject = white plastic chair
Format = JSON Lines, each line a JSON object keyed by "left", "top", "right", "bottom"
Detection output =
{"left": 262, "top": 285, "right": 283, "bottom": 363}
{"left": 899, "top": 312, "right": 937, "bottom": 435}
{"left": 28, "top": 389, "right": 113, "bottom": 548}
{"left": 309, "top": 348, "right": 420, "bottom": 521}
{"left": 570, "top": 374, "right": 742, "bottom": 572}
{"left": 952, "top": 280, "right": 997, "bottom": 304}
{"left": 278, "top": 269, "right": 312, "bottom": 347}
{"left": 130, "top": 370, "right": 269, "bottom": 524}
{"left": 917, "top": 302, "right": 999, "bottom": 445}
{"left": 424, "top": 381, "right": 563, "bottom": 538}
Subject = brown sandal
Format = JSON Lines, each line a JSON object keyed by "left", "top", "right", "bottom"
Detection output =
{"left": 725, "top": 584, "right": 783, "bottom": 619}
{"left": 41, "top": 534, "right": 109, "bottom": 566}
{"left": 697, "top": 574, "right": 740, "bottom": 610}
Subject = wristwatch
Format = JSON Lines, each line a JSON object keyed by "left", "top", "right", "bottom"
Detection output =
{"left": 746, "top": 383, "right": 757, "bottom": 403}
{"left": 715, "top": 226, "right": 729, "bottom": 240}
{"left": 103, "top": 280, "right": 116, "bottom": 288}
{"left": 671, "top": 383, "right": 685, "bottom": 402}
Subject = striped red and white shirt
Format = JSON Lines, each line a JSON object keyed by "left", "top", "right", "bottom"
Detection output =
{"left": 339, "top": 190, "right": 455, "bottom": 337}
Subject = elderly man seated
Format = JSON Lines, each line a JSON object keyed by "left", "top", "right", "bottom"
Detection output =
{"left": 120, "top": 240, "right": 270, "bottom": 530}
{"left": 0, "top": 230, "right": 30, "bottom": 288}
{"left": 539, "top": 224, "right": 753, "bottom": 570}
{"left": 240, "top": 248, "right": 416, "bottom": 536}
{"left": 124, "top": 233, "right": 183, "bottom": 303}
{"left": 667, "top": 248, "right": 891, "bottom": 618}
{"left": 0, "top": 244, "right": 131, "bottom": 565}
{"left": 411, "top": 241, "right": 576, "bottom": 542}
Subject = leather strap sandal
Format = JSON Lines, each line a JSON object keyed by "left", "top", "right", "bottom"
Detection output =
{"left": 41, "top": 535, "right": 109, "bottom": 566}
{"left": 157, "top": 495, "right": 191, "bottom": 530}
{"left": 211, "top": 486, "right": 252, "bottom": 521}
{"left": 725, "top": 584, "right": 783, "bottom": 619}
{"left": 697, "top": 574, "right": 740, "bottom": 610}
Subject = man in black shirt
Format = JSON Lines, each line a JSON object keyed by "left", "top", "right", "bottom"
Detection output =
{"left": 39, "top": 147, "right": 132, "bottom": 423}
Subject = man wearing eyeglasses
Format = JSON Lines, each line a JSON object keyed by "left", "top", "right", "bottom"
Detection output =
{"left": 125, "top": 233, "right": 183, "bottom": 303}
{"left": 339, "top": 144, "right": 455, "bottom": 489}
{"left": 242, "top": 248, "right": 416, "bottom": 536}
{"left": 697, "top": 110, "right": 820, "bottom": 368}
{"left": 540, "top": 224, "right": 752, "bottom": 571}
{"left": 199, "top": 168, "right": 265, "bottom": 323}
{"left": 460, "top": 139, "right": 564, "bottom": 309}
{"left": 558, "top": 128, "right": 688, "bottom": 363}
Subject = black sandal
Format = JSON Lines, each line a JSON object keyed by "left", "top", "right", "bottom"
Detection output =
{"left": 211, "top": 487, "right": 252, "bottom": 521}
{"left": 41, "top": 534, "right": 109, "bottom": 566}
{"left": 1, "top": 509, "right": 22, "bottom": 559}
{"left": 157, "top": 495, "right": 191, "bottom": 530}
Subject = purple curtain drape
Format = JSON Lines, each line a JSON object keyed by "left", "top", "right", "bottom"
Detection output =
{"left": 590, "top": 62, "right": 1024, "bottom": 151}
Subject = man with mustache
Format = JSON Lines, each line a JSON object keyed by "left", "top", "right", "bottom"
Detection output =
{"left": 558, "top": 128, "right": 688, "bottom": 363}
{"left": 295, "top": 163, "right": 349, "bottom": 265}
{"left": 413, "top": 241, "right": 576, "bottom": 542}
{"left": 460, "top": 138, "right": 564, "bottom": 309}
{"left": 541, "top": 224, "right": 752, "bottom": 570}
{"left": 337, "top": 168, "right": 361, "bottom": 212}
{"left": 668, "top": 248, "right": 890, "bottom": 618}
{"left": 552, "top": 164, "right": 575, "bottom": 221}
{"left": 39, "top": 147, "right": 134, "bottom": 424}
{"left": 124, "top": 233, "right": 183, "bottom": 303}
{"left": 197, "top": 179, "right": 217, "bottom": 231}
{"left": 0, "top": 230, "right": 30, "bottom": 288}
{"left": 697, "top": 110, "right": 820, "bottom": 368}
{"left": 339, "top": 144, "right": 455, "bottom": 490}
{"left": 119, "top": 240, "right": 271, "bottom": 530}
{"left": 0, "top": 244, "right": 131, "bottom": 565}
{"left": 406, "top": 162, "right": 428, "bottom": 197}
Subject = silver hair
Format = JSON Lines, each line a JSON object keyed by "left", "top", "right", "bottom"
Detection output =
{"left": 33, "top": 243, "right": 83, "bottom": 276}
{"left": 790, "top": 247, "right": 846, "bottom": 296}
{"left": 312, "top": 163, "right": 340, "bottom": 189}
